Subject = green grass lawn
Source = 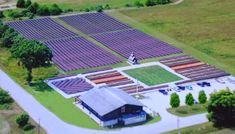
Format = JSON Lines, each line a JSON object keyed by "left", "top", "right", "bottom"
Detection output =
{"left": 124, "top": 65, "right": 182, "bottom": 86}
{"left": 167, "top": 103, "right": 207, "bottom": 117}
{"left": 116, "top": 0, "right": 235, "bottom": 75}
{"left": 32, "top": 0, "right": 146, "bottom": 11}
{"left": 164, "top": 122, "right": 235, "bottom": 134}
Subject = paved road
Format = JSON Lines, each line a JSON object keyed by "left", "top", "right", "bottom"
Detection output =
{"left": 0, "top": 69, "right": 209, "bottom": 134}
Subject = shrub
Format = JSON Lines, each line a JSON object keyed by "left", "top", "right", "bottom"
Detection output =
{"left": 96, "top": 5, "right": 103, "bottom": 12}
{"left": 135, "top": 1, "right": 144, "bottom": 8}
{"left": 27, "top": 2, "right": 39, "bottom": 14}
{"left": 63, "top": 8, "right": 73, "bottom": 13}
{"left": 16, "top": 0, "right": 25, "bottom": 8}
{"left": 23, "top": 124, "right": 34, "bottom": 131}
{"left": 8, "top": 11, "right": 24, "bottom": 19}
{"left": 25, "top": 0, "right": 32, "bottom": 8}
{"left": 104, "top": 4, "right": 111, "bottom": 10}
{"left": 176, "top": 107, "right": 188, "bottom": 114}
{"left": 16, "top": 113, "right": 29, "bottom": 127}
{"left": 49, "top": 4, "right": 62, "bottom": 15}
{"left": 0, "top": 90, "right": 13, "bottom": 104}
{"left": 37, "top": 5, "right": 50, "bottom": 16}
{"left": 185, "top": 93, "right": 194, "bottom": 106}
{"left": 170, "top": 93, "right": 180, "bottom": 108}
{"left": 0, "top": 11, "right": 4, "bottom": 18}
{"left": 1, "top": 28, "right": 18, "bottom": 48}
{"left": 125, "top": 3, "right": 133, "bottom": 7}
{"left": 207, "top": 90, "right": 235, "bottom": 126}
{"left": 198, "top": 90, "right": 207, "bottom": 104}
{"left": 145, "top": 0, "right": 156, "bottom": 7}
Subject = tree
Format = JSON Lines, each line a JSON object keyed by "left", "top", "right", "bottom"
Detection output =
{"left": 135, "top": 1, "right": 144, "bottom": 8}
{"left": 170, "top": 93, "right": 180, "bottom": 108}
{"left": 49, "top": 4, "right": 62, "bottom": 15}
{"left": 0, "top": 21, "right": 9, "bottom": 37}
{"left": 37, "top": 5, "right": 50, "bottom": 16}
{"left": 185, "top": 93, "right": 194, "bottom": 106}
{"left": 25, "top": 0, "right": 32, "bottom": 8}
{"left": 0, "top": 11, "right": 5, "bottom": 18}
{"left": 16, "top": 113, "right": 29, "bottom": 127}
{"left": 0, "top": 90, "right": 13, "bottom": 104}
{"left": 10, "top": 40, "right": 52, "bottom": 84}
{"left": 198, "top": 90, "right": 207, "bottom": 104}
{"left": 207, "top": 90, "right": 235, "bottom": 126}
{"left": 27, "top": 2, "right": 39, "bottom": 14}
{"left": 16, "top": 0, "right": 25, "bottom": 8}
{"left": 1, "top": 28, "right": 18, "bottom": 48}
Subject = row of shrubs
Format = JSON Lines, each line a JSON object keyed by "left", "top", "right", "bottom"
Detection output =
{"left": 125, "top": 0, "right": 171, "bottom": 8}
{"left": 170, "top": 90, "right": 207, "bottom": 108}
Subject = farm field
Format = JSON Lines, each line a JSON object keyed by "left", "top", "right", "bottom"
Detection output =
{"left": 117, "top": 0, "right": 235, "bottom": 75}
{"left": 124, "top": 65, "right": 182, "bottom": 86}
{"left": 33, "top": 0, "right": 146, "bottom": 11}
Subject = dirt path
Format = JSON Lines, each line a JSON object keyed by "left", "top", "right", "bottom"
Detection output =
{"left": 0, "top": 114, "right": 10, "bottom": 134}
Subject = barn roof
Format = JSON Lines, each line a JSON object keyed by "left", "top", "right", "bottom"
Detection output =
{"left": 80, "top": 87, "right": 143, "bottom": 116}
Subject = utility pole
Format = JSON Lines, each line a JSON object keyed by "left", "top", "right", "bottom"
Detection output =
{"left": 177, "top": 117, "right": 181, "bottom": 134}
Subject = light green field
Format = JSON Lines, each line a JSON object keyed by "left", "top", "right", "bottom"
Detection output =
{"left": 164, "top": 122, "right": 235, "bottom": 134}
{"left": 124, "top": 65, "right": 182, "bottom": 86}
{"left": 117, "top": 0, "right": 235, "bottom": 75}
{"left": 33, "top": 0, "right": 146, "bottom": 11}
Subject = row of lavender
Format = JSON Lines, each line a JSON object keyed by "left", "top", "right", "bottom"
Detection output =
{"left": 7, "top": 18, "right": 77, "bottom": 41}
{"left": 59, "top": 13, "right": 183, "bottom": 59}
{"left": 45, "top": 37, "right": 122, "bottom": 71}
{"left": 6, "top": 17, "right": 123, "bottom": 71}
{"left": 160, "top": 55, "right": 230, "bottom": 81}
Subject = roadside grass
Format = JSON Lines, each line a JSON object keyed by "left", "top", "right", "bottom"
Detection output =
{"left": 124, "top": 65, "right": 182, "bottom": 86}
{"left": 163, "top": 122, "right": 235, "bottom": 134}
{"left": 32, "top": 0, "right": 146, "bottom": 11}
{"left": 0, "top": 88, "right": 46, "bottom": 134}
{"left": 167, "top": 103, "right": 207, "bottom": 117}
{"left": 113, "top": 0, "right": 235, "bottom": 75}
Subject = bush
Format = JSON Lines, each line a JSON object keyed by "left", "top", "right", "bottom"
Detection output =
{"left": 125, "top": 3, "right": 133, "bottom": 7}
{"left": 198, "top": 90, "right": 207, "bottom": 104}
{"left": 0, "top": 90, "right": 13, "bottom": 104}
{"left": 16, "top": 113, "right": 29, "bottom": 127}
{"left": 0, "top": 11, "right": 4, "bottom": 18}
{"left": 17, "top": 0, "right": 25, "bottom": 8}
{"left": 96, "top": 5, "right": 103, "bottom": 12}
{"left": 176, "top": 107, "right": 189, "bottom": 114}
{"left": 23, "top": 124, "right": 34, "bottom": 131}
{"left": 104, "top": 4, "right": 111, "bottom": 10}
{"left": 27, "top": 2, "right": 39, "bottom": 14}
{"left": 25, "top": 0, "right": 32, "bottom": 8}
{"left": 207, "top": 90, "right": 235, "bottom": 126}
{"left": 185, "top": 93, "right": 194, "bottom": 106}
{"left": 1, "top": 28, "right": 18, "bottom": 48}
{"left": 37, "top": 5, "right": 50, "bottom": 16}
{"left": 49, "top": 4, "right": 62, "bottom": 15}
{"left": 8, "top": 11, "right": 24, "bottom": 19}
{"left": 145, "top": 0, "right": 156, "bottom": 6}
{"left": 135, "top": 1, "right": 144, "bottom": 8}
{"left": 63, "top": 8, "right": 73, "bottom": 13}
{"left": 170, "top": 93, "right": 180, "bottom": 108}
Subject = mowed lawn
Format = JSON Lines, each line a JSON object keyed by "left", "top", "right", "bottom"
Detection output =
{"left": 124, "top": 65, "right": 182, "bottom": 86}
{"left": 32, "top": 0, "right": 145, "bottom": 11}
{"left": 117, "top": 0, "right": 235, "bottom": 75}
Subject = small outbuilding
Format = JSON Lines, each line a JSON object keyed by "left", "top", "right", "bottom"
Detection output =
{"left": 79, "top": 87, "right": 146, "bottom": 127}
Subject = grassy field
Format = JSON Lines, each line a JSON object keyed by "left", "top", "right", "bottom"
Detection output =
{"left": 116, "top": 0, "right": 235, "bottom": 75}
{"left": 164, "top": 122, "right": 235, "bottom": 134}
{"left": 32, "top": 0, "right": 146, "bottom": 11}
{"left": 167, "top": 103, "right": 207, "bottom": 117}
{"left": 124, "top": 65, "right": 182, "bottom": 86}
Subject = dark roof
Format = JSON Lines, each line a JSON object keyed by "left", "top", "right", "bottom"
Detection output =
{"left": 80, "top": 87, "right": 143, "bottom": 116}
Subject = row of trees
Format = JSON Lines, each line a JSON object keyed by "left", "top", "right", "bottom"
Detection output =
{"left": 0, "top": 20, "right": 52, "bottom": 85}
{"left": 170, "top": 90, "right": 207, "bottom": 108}
{"left": 16, "top": 0, "right": 63, "bottom": 16}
